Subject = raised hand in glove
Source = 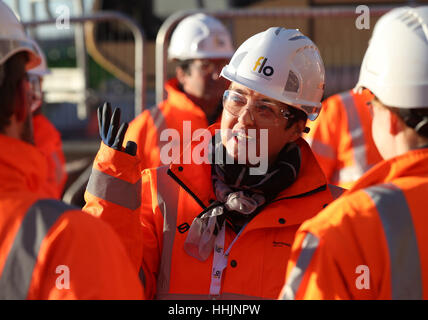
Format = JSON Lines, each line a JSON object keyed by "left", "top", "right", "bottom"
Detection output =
{"left": 98, "top": 102, "right": 137, "bottom": 156}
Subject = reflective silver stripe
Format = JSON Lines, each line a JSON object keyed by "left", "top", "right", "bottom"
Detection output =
{"left": 332, "top": 92, "right": 372, "bottom": 183}
{"left": 149, "top": 107, "right": 166, "bottom": 133}
{"left": 363, "top": 183, "right": 422, "bottom": 300}
{"left": 86, "top": 168, "right": 141, "bottom": 211}
{"left": 0, "top": 199, "right": 75, "bottom": 299}
{"left": 306, "top": 137, "right": 336, "bottom": 159}
{"left": 281, "top": 232, "right": 320, "bottom": 300}
{"left": 155, "top": 166, "right": 180, "bottom": 298}
{"left": 157, "top": 292, "right": 266, "bottom": 300}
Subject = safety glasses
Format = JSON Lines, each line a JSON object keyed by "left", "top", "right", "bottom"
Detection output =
{"left": 222, "top": 90, "right": 294, "bottom": 126}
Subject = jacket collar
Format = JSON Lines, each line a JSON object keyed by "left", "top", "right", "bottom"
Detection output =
{"left": 0, "top": 134, "right": 47, "bottom": 194}
{"left": 168, "top": 123, "right": 329, "bottom": 210}
{"left": 350, "top": 147, "right": 428, "bottom": 192}
{"left": 165, "top": 78, "right": 207, "bottom": 119}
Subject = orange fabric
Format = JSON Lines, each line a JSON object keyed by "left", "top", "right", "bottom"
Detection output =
{"left": 281, "top": 148, "right": 428, "bottom": 299}
{"left": 124, "top": 78, "right": 210, "bottom": 170}
{"left": 0, "top": 134, "right": 144, "bottom": 299}
{"left": 304, "top": 89, "right": 382, "bottom": 189}
{"left": 84, "top": 142, "right": 144, "bottom": 271}
{"left": 33, "top": 114, "right": 67, "bottom": 199}
{"left": 85, "top": 123, "right": 336, "bottom": 299}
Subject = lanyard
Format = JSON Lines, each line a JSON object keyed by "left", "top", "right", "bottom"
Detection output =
{"left": 209, "top": 221, "right": 247, "bottom": 296}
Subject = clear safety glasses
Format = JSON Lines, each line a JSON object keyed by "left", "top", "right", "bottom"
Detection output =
{"left": 222, "top": 90, "right": 294, "bottom": 126}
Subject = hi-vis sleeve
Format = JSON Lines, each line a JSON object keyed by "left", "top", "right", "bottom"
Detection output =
{"left": 279, "top": 230, "right": 351, "bottom": 300}
{"left": 83, "top": 142, "right": 144, "bottom": 276}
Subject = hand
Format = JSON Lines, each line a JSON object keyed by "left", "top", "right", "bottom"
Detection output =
{"left": 97, "top": 102, "right": 137, "bottom": 156}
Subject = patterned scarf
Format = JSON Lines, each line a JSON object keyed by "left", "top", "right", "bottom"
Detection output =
{"left": 183, "top": 136, "right": 301, "bottom": 261}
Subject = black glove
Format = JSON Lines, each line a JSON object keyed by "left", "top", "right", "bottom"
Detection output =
{"left": 97, "top": 102, "right": 137, "bottom": 156}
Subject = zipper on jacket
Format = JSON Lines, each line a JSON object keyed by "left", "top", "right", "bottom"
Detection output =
{"left": 167, "top": 168, "right": 207, "bottom": 210}
{"left": 271, "top": 184, "right": 327, "bottom": 203}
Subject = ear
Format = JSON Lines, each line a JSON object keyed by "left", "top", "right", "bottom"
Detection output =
{"left": 175, "top": 66, "right": 186, "bottom": 86}
{"left": 288, "top": 119, "right": 306, "bottom": 142}
{"left": 14, "top": 78, "right": 29, "bottom": 123}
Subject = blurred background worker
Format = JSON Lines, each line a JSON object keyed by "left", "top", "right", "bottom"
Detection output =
{"left": 0, "top": 1, "right": 143, "bottom": 299}
{"left": 305, "top": 88, "right": 382, "bottom": 189}
{"left": 84, "top": 27, "right": 342, "bottom": 300}
{"left": 281, "top": 6, "right": 428, "bottom": 300}
{"left": 124, "top": 13, "right": 234, "bottom": 169}
{"left": 29, "top": 40, "right": 68, "bottom": 199}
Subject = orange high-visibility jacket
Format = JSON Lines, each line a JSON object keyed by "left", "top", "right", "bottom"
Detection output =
{"left": 124, "top": 78, "right": 211, "bottom": 170}
{"left": 0, "top": 134, "right": 144, "bottom": 299}
{"left": 33, "top": 114, "right": 68, "bottom": 199}
{"left": 304, "top": 90, "right": 382, "bottom": 189}
{"left": 84, "top": 124, "right": 339, "bottom": 299}
{"left": 280, "top": 147, "right": 428, "bottom": 300}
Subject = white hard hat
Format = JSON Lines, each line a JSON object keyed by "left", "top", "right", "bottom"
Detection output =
{"left": 168, "top": 13, "right": 234, "bottom": 60}
{"left": 220, "top": 27, "right": 325, "bottom": 121}
{"left": 0, "top": 1, "right": 41, "bottom": 70}
{"left": 355, "top": 6, "right": 428, "bottom": 109}
{"left": 28, "top": 40, "right": 51, "bottom": 77}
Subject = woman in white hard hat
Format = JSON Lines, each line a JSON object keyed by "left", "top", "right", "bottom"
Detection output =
{"left": 281, "top": 6, "right": 428, "bottom": 300}
{"left": 84, "top": 27, "right": 340, "bottom": 299}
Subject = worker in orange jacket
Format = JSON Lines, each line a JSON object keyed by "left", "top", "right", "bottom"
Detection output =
{"left": 28, "top": 41, "right": 68, "bottom": 199}
{"left": 0, "top": 2, "right": 143, "bottom": 299}
{"left": 304, "top": 89, "right": 382, "bottom": 189}
{"left": 281, "top": 6, "right": 428, "bottom": 300}
{"left": 124, "top": 13, "right": 234, "bottom": 170}
{"left": 84, "top": 27, "right": 343, "bottom": 299}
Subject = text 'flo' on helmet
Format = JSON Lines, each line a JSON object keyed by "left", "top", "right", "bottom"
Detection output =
{"left": 220, "top": 27, "right": 325, "bottom": 121}
{"left": 168, "top": 13, "right": 234, "bottom": 60}
{"left": 355, "top": 6, "right": 428, "bottom": 109}
{"left": 0, "top": 1, "right": 41, "bottom": 70}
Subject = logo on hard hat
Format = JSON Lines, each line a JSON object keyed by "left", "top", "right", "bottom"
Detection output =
{"left": 253, "top": 56, "right": 274, "bottom": 78}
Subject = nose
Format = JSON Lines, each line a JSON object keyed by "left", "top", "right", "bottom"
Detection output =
{"left": 237, "top": 106, "right": 256, "bottom": 126}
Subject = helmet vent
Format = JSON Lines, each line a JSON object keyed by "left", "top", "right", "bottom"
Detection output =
{"left": 284, "top": 70, "right": 299, "bottom": 93}
{"left": 289, "top": 35, "right": 307, "bottom": 41}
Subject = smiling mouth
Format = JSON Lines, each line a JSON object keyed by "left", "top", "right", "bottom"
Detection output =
{"left": 232, "top": 131, "right": 255, "bottom": 142}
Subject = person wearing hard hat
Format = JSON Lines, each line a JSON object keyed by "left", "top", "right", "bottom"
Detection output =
{"left": 280, "top": 6, "right": 428, "bottom": 300}
{"left": 304, "top": 88, "right": 382, "bottom": 189}
{"left": 84, "top": 26, "right": 342, "bottom": 299}
{"left": 29, "top": 40, "right": 68, "bottom": 199}
{"left": 0, "top": 1, "right": 143, "bottom": 299}
{"left": 123, "top": 13, "right": 234, "bottom": 170}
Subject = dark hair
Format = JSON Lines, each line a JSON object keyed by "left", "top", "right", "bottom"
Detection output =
{"left": 285, "top": 106, "right": 308, "bottom": 129}
{"left": 387, "top": 105, "right": 428, "bottom": 139}
{"left": 0, "top": 52, "right": 28, "bottom": 132}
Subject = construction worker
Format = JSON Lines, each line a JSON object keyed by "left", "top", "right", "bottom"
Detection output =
{"left": 124, "top": 13, "right": 234, "bottom": 170}
{"left": 304, "top": 89, "right": 382, "bottom": 189}
{"left": 0, "top": 1, "right": 143, "bottom": 299}
{"left": 29, "top": 40, "right": 68, "bottom": 199}
{"left": 85, "top": 27, "right": 342, "bottom": 299}
{"left": 281, "top": 6, "right": 428, "bottom": 300}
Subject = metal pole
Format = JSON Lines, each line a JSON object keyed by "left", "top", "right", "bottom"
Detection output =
{"left": 23, "top": 11, "right": 146, "bottom": 116}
